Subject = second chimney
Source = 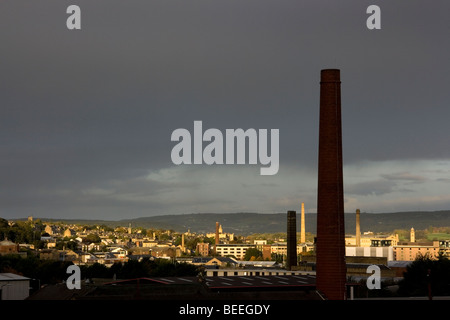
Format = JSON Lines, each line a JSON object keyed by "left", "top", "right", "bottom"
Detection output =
{"left": 286, "top": 210, "right": 297, "bottom": 270}
{"left": 356, "top": 209, "right": 361, "bottom": 247}
{"left": 301, "top": 202, "right": 306, "bottom": 243}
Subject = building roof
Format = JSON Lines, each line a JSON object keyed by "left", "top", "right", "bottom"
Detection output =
{"left": 238, "top": 261, "right": 278, "bottom": 267}
{"left": 27, "top": 282, "right": 95, "bottom": 300}
{"left": 28, "top": 275, "right": 322, "bottom": 300}
{"left": 0, "top": 273, "right": 30, "bottom": 281}
{"left": 346, "top": 263, "right": 391, "bottom": 270}
{"left": 216, "top": 243, "right": 255, "bottom": 247}
{"left": 205, "top": 274, "right": 316, "bottom": 290}
{"left": 388, "top": 261, "right": 413, "bottom": 268}
{"left": 192, "top": 256, "right": 238, "bottom": 264}
{"left": 0, "top": 239, "right": 16, "bottom": 246}
{"left": 101, "top": 274, "right": 317, "bottom": 290}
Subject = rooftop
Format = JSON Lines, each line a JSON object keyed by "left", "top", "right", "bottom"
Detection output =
{"left": 0, "top": 273, "right": 30, "bottom": 281}
{"left": 27, "top": 274, "right": 320, "bottom": 300}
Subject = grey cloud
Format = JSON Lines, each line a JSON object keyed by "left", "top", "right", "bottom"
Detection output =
{"left": 346, "top": 171, "right": 427, "bottom": 196}
{"left": 380, "top": 172, "right": 428, "bottom": 183}
{"left": 345, "top": 179, "right": 397, "bottom": 196}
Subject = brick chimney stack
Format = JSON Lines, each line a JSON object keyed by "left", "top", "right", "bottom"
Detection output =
{"left": 316, "top": 69, "right": 347, "bottom": 300}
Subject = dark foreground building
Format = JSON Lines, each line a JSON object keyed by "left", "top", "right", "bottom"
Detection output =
{"left": 26, "top": 275, "right": 320, "bottom": 300}
{"left": 316, "top": 69, "right": 347, "bottom": 300}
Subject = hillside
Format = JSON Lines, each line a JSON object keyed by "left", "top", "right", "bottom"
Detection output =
{"left": 28, "top": 210, "right": 450, "bottom": 236}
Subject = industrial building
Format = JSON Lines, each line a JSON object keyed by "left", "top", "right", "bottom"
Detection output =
{"left": 215, "top": 244, "right": 256, "bottom": 260}
{"left": 0, "top": 273, "right": 30, "bottom": 300}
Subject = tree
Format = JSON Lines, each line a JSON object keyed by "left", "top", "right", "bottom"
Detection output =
{"left": 0, "top": 219, "right": 42, "bottom": 245}
{"left": 398, "top": 253, "right": 450, "bottom": 297}
{"left": 271, "top": 253, "right": 284, "bottom": 263}
{"left": 84, "top": 234, "right": 101, "bottom": 244}
{"left": 55, "top": 240, "right": 78, "bottom": 250}
{"left": 78, "top": 258, "right": 198, "bottom": 280}
{"left": 0, "top": 254, "right": 73, "bottom": 285}
{"left": 0, "top": 218, "right": 9, "bottom": 229}
{"left": 244, "top": 248, "right": 262, "bottom": 261}
{"left": 81, "top": 262, "right": 111, "bottom": 279}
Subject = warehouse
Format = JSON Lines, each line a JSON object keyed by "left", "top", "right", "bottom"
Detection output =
{"left": 0, "top": 273, "right": 30, "bottom": 300}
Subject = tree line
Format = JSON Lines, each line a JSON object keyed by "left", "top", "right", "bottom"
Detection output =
{"left": 0, "top": 218, "right": 44, "bottom": 246}
{"left": 397, "top": 253, "right": 450, "bottom": 297}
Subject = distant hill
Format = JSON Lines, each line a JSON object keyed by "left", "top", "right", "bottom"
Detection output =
{"left": 345, "top": 210, "right": 450, "bottom": 235}
{"left": 27, "top": 210, "right": 450, "bottom": 236}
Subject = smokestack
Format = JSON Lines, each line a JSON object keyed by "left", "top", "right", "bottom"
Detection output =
{"left": 286, "top": 210, "right": 297, "bottom": 270}
{"left": 356, "top": 209, "right": 361, "bottom": 247}
{"left": 301, "top": 202, "right": 306, "bottom": 243}
{"left": 215, "top": 222, "right": 220, "bottom": 245}
{"left": 316, "top": 69, "right": 346, "bottom": 300}
{"left": 182, "top": 233, "right": 185, "bottom": 252}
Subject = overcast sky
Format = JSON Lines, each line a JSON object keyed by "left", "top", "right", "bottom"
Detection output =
{"left": 1, "top": 1, "right": 450, "bottom": 220}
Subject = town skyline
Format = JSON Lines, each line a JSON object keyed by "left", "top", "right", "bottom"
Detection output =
{"left": 6, "top": 209, "right": 450, "bottom": 238}
{"left": 2, "top": 209, "right": 450, "bottom": 301}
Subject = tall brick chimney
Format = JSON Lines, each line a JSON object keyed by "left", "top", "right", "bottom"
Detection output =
{"left": 316, "top": 69, "right": 346, "bottom": 300}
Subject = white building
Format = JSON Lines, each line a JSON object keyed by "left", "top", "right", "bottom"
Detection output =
{"left": 215, "top": 244, "right": 255, "bottom": 260}
{"left": 345, "top": 246, "right": 394, "bottom": 261}
{"left": 205, "top": 268, "right": 315, "bottom": 277}
{"left": 0, "top": 273, "right": 30, "bottom": 300}
{"left": 270, "top": 242, "right": 314, "bottom": 256}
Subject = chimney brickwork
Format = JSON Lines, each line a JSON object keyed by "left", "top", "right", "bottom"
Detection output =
{"left": 316, "top": 69, "right": 347, "bottom": 300}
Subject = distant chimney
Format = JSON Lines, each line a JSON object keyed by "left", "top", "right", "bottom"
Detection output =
{"left": 410, "top": 227, "right": 415, "bottom": 243}
{"left": 215, "top": 222, "right": 220, "bottom": 245}
{"left": 286, "top": 210, "right": 297, "bottom": 270}
{"left": 356, "top": 209, "right": 361, "bottom": 247}
{"left": 316, "top": 69, "right": 346, "bottom": 300}
{"left": 300, "top": 202, "right": 306, "bottom": 243}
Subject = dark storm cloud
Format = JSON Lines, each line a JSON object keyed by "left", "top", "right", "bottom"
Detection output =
{"left": 1, "top": 1, "right": 450, "bottom": 219}
{"left": 346, "top": 172, "right": 426, "bottom": 196}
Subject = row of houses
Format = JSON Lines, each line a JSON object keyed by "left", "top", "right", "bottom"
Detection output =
{"left": 38, "top": 247, "right": 129, "bottom": 266}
